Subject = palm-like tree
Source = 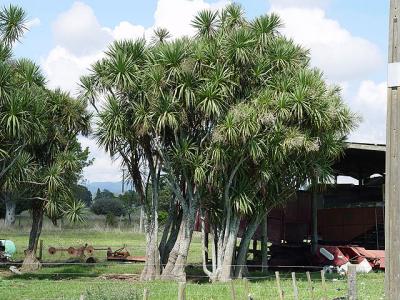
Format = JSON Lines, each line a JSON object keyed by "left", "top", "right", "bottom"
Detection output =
{"left": 0, "top": 5, "right": 91, "bottom": 264}
{"left": 83, "top": 3, "right": 356, "bottom": 282}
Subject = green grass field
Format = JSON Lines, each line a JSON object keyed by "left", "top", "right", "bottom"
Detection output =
{"left": 0, "top": 217, "right": 385, "bottom": 300}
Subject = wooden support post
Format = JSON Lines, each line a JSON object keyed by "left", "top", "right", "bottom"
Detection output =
{"left": 320, "top": 270, "right": 327, "bottom": 300}
{"left": 311, "top": 190, "right": 318, "bottom": 255}
{"left": 230, "top": 280, "right": 237, "bottom": 300}
{"left": 143, "top": 288, "right": 149, "bottom": 300}
{"left": 348, "top": 265, "right": 357, "bottom": 300}
{"left": 204, "top": 231, "right": 209, "bottom": 263}
{"left": 386, "top": 1, "right": 400, "bottom": 299}
{"left": 291, "top": 272, "right": 299, "bottom": 300}
{"left": 178, "top": 282, "right": 186, "bottom": 300}
{"left": 252, "top": 239, "right": 257, "bottom": 260}
{"left": 243, "top": 278, "right": 250, "bottom": 299}
{"left": 261, "top": 215, "right": 268, "bottom": 273}
{"left": 275, "top": 271, "right": 284, "bottom": 300}
{"left": 306, "top": 271, "right": 315, "bottom": 300}
{"left": 38, "top": 239, "right": 43, "bottom": 261}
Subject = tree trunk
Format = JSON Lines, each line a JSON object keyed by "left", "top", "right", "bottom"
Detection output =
{"left": 218, "top": 216, "right": 240, "bottom": 282}
{"left": 22, "top": 200, "right": 44, "bottom": 272}
{"left": 139, "top": 206, "right": 144, "bottom": 233}
{"left": 4, "top": 193, "right": 16, "bottom": 227}
{"left": 159, "top": 197, "right": 177, "bottom": 262}
{"left": 234, "top": 217, "right": 260, "bottom": 278}
{"left": 200, "top": 208, "right": 217, "bottom": 281}
{"left": 28, "top": 200, "right": 44, "bottom": 252}
{"left": 140, "top": 218, "right": 160, "bottom": 280}
{"left": 140, "top": 173, "right": 161, "bottom": 281}
{"left": 160, "top": 207, "right": 182, "bottom": 265}
{"left": 161, "top": 206, "right": 196, "bottom": 281}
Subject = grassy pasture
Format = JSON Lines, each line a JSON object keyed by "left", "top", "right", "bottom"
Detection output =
{"left": 0, "top": 215, "right": 385, "bottom": 299}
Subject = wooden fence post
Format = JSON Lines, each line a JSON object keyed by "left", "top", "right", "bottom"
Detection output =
{"left": 243, "top": 278, "right": 250, "bottom": 299}
{"left": 291, "top": 272, "right": 299, "bottom": 300}
{"left": 143, "top": 288, "right": 149, "bottom": 300}
{"left": 230, "top": 280, "right": 237, "bottom": 300}
{"left": 321, "top": 270, "right": 327, "bottom": 300}
{"left": 306, "top": 271, "right": 315, "bottom": 300}
{"left": 38, "top": 240, "right": 43, "bottom": 260}
{"left": 275, "top": 271, "right": 284, "bottom": 300}
{"left": 348, "top": 265, "right": 357, "bottom": 300}
{"left": 178, "top": 282, "right": 186, "bottom": 300}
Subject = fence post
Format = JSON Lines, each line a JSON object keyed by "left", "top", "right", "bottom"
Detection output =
{"left": 306, "top": 271, "right": 315, "bottom": 300}
{"left": 38, "top": 240, "right": 43, "bottom": 260}
{"left": 321, "top": 270, "right": 327, "bottom": 300}
{"left": 143, "top": 288, "right": 149, "bottom": 300}
{"left": 230, "top": 280, "right": 237, "bottom": 300}
{"left": 348, "top": 265, "right": 357, "bottom": 300}
{"left": 243, "top": 278, "right": 251, "bottom": 299}
{"left": 275, "top": 271, "right": 284, "bottom": 300}
{"left": 178, "top": 282, "right": 186, "bottom": 300}
{"left": 291, "top": 272, "right": 299, "bottom": 300}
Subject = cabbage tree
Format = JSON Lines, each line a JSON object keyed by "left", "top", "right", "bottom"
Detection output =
{"left": 83, "top": 3, "right": 356, "bottom": 282}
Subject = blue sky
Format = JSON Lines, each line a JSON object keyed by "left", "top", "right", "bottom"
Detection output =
{"left": 3, "top": 0, "right": 390, "bottom": 182}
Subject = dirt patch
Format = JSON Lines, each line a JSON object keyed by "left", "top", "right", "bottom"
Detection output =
{"left": 98, "top": 273, "right": 140, "bottom": 281}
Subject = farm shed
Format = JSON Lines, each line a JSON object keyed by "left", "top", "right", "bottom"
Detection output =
{"left": 264, "top": 142, "right": 386, "bottom": 267}
{"left": 195, "top": 142, "right": 386, "bottom": 268}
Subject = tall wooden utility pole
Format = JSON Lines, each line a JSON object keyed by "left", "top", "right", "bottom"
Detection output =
{"left": 386, "top": 1, "right": 400, "bottom": 298}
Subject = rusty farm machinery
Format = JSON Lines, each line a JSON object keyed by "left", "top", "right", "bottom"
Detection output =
{"left": 47, "top": 244, "right": 146, "bottom": 263}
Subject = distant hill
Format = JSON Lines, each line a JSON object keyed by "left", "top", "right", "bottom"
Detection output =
{"left": 86, "top": 181, "right": 123, "bottom": 197}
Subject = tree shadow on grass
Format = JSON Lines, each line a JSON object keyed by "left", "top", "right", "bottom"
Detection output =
{"left": 4, "top": 265, "right": 100, "bottom": 280}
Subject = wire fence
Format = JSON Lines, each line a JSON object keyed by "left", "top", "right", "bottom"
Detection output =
{"left": 0, "top": 262, "right": 385, "bottom": 300}
{"left": 0, "top": 276, "right": 385, "bottom": 300}
{"left": 0, "top": 239, "right": 385, "bottom": 299}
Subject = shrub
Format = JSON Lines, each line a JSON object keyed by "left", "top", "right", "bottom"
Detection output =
{"left": 105, "top": 212, "right": 117, "bottom": 226}
{"left": 91, "top": 197, "right": 125, "bottom": 216}
{"left": 158, "top": 210, "right": 169, "bottom": 224}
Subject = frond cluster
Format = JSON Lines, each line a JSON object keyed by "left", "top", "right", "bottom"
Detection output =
{"left": 81, "top": 3, "right": 357, "bottom": 219}
{"left": 0, "top": 5, "right": 91, "bottom": 224}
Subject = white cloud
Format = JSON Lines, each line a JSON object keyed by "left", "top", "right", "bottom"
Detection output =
{"left": 354, "top": 80, "right": 386, "bottom": 109}
{"left": 111, "top": 21, "right": 146, "bottom": 41}
{"left": 152, "top": 0, "right": 229, "bottom": 38}
{"left": 271, "top": 6, "right": 383, "bottom": 81}
{"left": 26, "top": 17, "right": 41, "bottom": 29}
{"left": 349, "top": 80, "right": 387, "bottom": 144}
{"left": 269, "top": 0, "right": 330, "bottom": 9}
{"left": 79, "top": 136, "right": 122, "bottom": 182}
{"left": 41, "top": 46, "right": 103, "bottom": 93}
{"left": 52, "top": 2, "right": 112, "bottom": 56}
{"left": 43, "top": 0, "right": 230, "bottom": 93}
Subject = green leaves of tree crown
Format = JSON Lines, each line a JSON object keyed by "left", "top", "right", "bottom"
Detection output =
{"left": 0, "top": 5, "right": 91, "bottom": 228}
{"left": 84, "top": 3, "right": 355, "bottom": 211}
{"left": 81, "top": 2, "right": 357, "bottom": 280}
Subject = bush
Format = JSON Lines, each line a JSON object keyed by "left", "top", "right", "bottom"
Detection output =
{"left": 158, "top": 210, "right": 169, "bottom": 224}
{"left": 105, "top": 213, "right": 117, "bottom": 226}
{"left": 91, "top": 197, "right": 126, "bottom": 216}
